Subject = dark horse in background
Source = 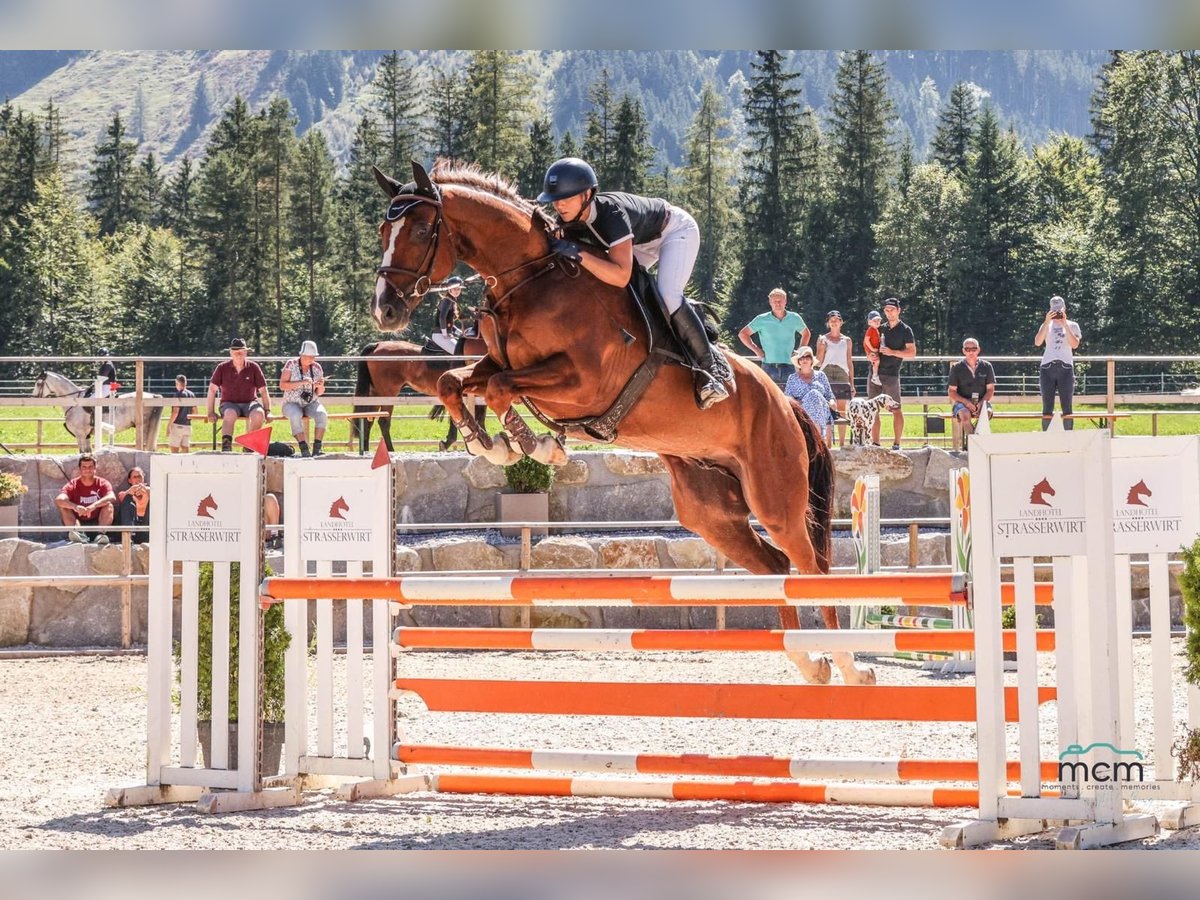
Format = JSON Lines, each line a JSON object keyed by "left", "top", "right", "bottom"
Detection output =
{"left": 352, "top": 338, "right": 489, "bottom": 452}
{"left": 371, "top": 160, "right": 872, "bottom": 685}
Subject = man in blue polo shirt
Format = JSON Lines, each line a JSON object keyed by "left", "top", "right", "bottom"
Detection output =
{"left": 738, "top": 288, "right": 810, "bottom": 387}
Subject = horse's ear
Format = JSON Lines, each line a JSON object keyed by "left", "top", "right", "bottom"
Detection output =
{"left": 411, "top": 160, "right": 434, "bottom": 195}
{"left": 372, "top": 165, "right": 402, "bottom": 198}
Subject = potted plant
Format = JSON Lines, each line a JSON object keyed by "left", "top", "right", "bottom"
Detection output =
{"left": 0, "top": 471, "right": 27, "bottom": 534}
{"left": 1174, "top": 536, "right": 1200, "bottom": 781}
{"left": 496, "top": 455, "right": 555, "bottom": 537}
{"left": 176, "top": 561, "right": 291, "bottom": 774}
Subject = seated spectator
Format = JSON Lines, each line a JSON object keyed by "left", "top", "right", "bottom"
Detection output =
{"left": 948, "top": 337, "right": 996, "bottom": 450}
{"left": 206, "top": 337, "right": 272, "bottom": 452}
{"left": 278, "top": 340, "right": 328, "bottom": 457}
{"left": 55, "top": 453, "right": 115, "bottom": 545}
{"left": 264, "top": 491, "right": 282, "bottom": 548}
{"left": 784, "top": 345, "right": 837, "bottom": 444}
{"left": 116, "top": 466, "right": 151, "bottom": 544}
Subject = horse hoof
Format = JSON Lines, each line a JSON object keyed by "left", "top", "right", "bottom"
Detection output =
{"left": 530, "top": 436, "right": 568, "bottom": 467}
{"left": 438, "top": 441, "right": 449, "bottom": 452}
{"left": 787, "top": 652, "right": 832, "bottom": 685}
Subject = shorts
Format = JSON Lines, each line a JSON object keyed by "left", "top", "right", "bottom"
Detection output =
{"left": 953, "top": 401, "right": 992, "bottom": 418}
{"left": 168, "top": 422, "right": 191, "bottom": 448}
{"left": 868, "top": 374, "right": 901, "bottom": 403}
{"left": 829, "top": 382, "right": 853, "bottom": 401}
{"left": 220, "top": 400, "right": 264, "bottom": 418}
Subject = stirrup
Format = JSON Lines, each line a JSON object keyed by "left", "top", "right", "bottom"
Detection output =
{"left": 694, "top": 374, "right": 730, "bottom": 410}
{"left": 708, "top": 348, "right": 734, "bottom": 385}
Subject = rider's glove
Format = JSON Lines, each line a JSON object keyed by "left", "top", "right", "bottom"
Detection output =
{"left": 549, "top": 237, "right": 582, "bottom": 263}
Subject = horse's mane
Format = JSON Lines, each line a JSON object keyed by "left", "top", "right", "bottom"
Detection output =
{"left": 430, "top": 158, "right": 536, "bottom": 213}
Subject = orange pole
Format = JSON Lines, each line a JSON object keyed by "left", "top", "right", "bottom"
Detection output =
{"left": 395, "top": 679, "right": 1054, "bottom": 722}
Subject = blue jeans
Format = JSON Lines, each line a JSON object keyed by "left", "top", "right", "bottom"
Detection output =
{"left": 763, "top": 362, "right": 790, "bottom": 387}
{"left": 1039, "top": 362, "right": 1075, "bottom": 430}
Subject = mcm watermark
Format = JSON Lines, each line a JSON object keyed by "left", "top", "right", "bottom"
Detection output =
{"left": 1053, "top": 742, "right": 1158, "bottom": 796}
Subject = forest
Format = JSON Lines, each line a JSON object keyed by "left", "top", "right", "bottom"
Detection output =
{"left": 0, "top": 50, "right": 1197, "bottom": 370}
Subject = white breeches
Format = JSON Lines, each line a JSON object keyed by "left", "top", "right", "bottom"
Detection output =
{"left": 633, "top": 205, "right": 699, "bottom": 314}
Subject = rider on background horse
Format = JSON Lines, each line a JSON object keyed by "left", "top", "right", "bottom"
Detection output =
{"left": 432, "top": 275, "right": 466, "bottom": 355}
{"left": 538, "top": 157, "right": 732, "bottom": 409}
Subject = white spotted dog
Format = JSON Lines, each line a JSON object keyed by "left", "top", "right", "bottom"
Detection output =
{"left": 846, "top": 394, "right": 901, "bottom": 447}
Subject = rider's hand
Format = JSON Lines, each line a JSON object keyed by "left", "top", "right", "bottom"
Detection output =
{"left": 549, "top": 237, "right": 582, "bottom": 263}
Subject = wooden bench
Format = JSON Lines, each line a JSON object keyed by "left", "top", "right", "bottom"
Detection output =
{"left": 189, "top": 411, "right": 382, "bottom": 453}
{"left": 929, "top": 409, "right": 1131, "bottom": 450}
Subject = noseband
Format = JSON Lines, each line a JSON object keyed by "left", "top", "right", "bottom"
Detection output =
{"left": 376, "top": 188, "right": 445, "bottom": 300}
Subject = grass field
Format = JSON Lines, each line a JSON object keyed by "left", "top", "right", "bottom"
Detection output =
{"left": 2, "top": 399, "right": 1200, "bottom": 455}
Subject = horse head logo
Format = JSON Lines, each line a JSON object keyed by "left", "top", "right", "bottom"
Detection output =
{"left": 1029, "top": 477, "right": 1056, "bottom": 507}
{"left": 196, "top": 494, "right": 218, "bottom": 519}
{"left": 1126, "top": 479, "right": 1152, "bottom": 507}
{"left": 329, "top": 496, "right": 350, "bottom": 520}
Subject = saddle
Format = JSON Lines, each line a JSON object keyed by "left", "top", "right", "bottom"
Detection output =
{"left": 627, "top": 264, "right": 720, "bottom": 365}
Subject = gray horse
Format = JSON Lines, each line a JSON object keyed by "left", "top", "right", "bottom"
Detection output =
{"left": 32, "top": 370, "right": 164, "bottom": 452}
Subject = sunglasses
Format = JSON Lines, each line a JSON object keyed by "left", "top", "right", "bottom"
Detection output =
{"left": 962, "top": 346, "right": 979, "bottom": 351}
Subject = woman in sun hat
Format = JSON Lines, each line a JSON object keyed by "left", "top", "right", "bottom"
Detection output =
{"left": 784, "top": 345, "right": 837, "bottom": 445}
{"left": 279, "top": 339, "right": 328, "bottom": 456}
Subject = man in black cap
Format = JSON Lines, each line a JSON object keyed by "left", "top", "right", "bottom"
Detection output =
{"left": 868, "top": 298, "right": 916, "bottom": 449}
{"left": 205, "top": 338, "right": 271, "bottom": 452}
{"left": 432, "top": 276, "right": 466, "bottom": 354}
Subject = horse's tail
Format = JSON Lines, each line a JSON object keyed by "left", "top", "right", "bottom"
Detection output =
{"left": 351, "top": 343, "right": 379, "bottom": 443}
{"left": 790, "top": 398, "right": 835, "bottom": 574}
{"left": 429, "top": 404, "right": 447, "bottom": 421}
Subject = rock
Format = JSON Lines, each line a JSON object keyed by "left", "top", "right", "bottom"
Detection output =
{"left": 603, "top": 452, "right": 667, "bottom": 476}
{"left": 554, "top": 458, "right": 590, "bottom": 486}
{"left": 464, "top": 456, "right": 506, "bottom": 490}
{"left": 531, "top": 537, "right": 597, "bottom": 569}
{"left": 30, "top": 585, "right": 124, "bottom": 646}
{"left": 430, "top": 539, "right": 507, "bottom": 571}
{"left": 559, "top": 481, "right": 675, "bottom": 522}
{"left": 598, "top": 537, "right": 660, "bottom": 568}
{"left": 0, "top": 586, "right": 32, "bottom": 645}
{"left": 394, "top": 547, "right": 422, "bottom": 572}
{"left": 90, "top": 543, "right": 128, "bottom": 576}
{"left": 923, "top": 447, "right": 963, "bottom": 491}
{"left": 415, "top": 460, "right": 448, "bottom": 483}
{"left": 28, "top": 543, "right": 91, "bottom": 590}
{"left": 665, "top": 538, "right": 716, "bottom": 570}
{"left": 832, "top": 446, "right": 915, "bottom": 484}
{"left": 392, "top": 460, "right": 408, "bottom": 496}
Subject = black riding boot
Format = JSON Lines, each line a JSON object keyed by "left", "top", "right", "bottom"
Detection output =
{"left": 670, "top": 304, "right": 731, "bottom": 410}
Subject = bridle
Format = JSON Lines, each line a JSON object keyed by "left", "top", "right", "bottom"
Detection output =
{"left": 376, "top": 186, "right": 446, "bottom": 302}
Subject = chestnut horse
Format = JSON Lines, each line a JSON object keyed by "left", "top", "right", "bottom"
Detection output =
{"left": 371, "top": 161, "right": 872, "bottom": 685}
{"left": 352, "top": 339, "right": 489, "bottom": 452}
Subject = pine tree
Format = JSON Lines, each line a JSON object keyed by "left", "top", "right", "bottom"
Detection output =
{"left": 462, "top": 51, "right": 534, "bottom": 179}
{"left": 425, "top": 68, "right": 470, "bottom": 163}
{"left": 287, "top": 129, "right": 338, "bottom": 348}
{"left": 677, "top": 83, "right": 739, "bottom": 317}
{"left": 40, "top": 99, "right": 68, "bottom": 176}
{"left": 372, "top": 51, "right": 423, "bottom": 174}
{"left": 256, "top": 97, "right": 298, "bottom": 353}
{"left": 87, "top": 112, "right": 139, "bottom": 235}
{"left": 128, "top": 151, "right": 165, "bottom": 226}
{"left": 610, "top": 95, "right": 655, "bottom": 193}
{"left": 334, "top": 115, "right": 385, "bottom": 339}
{"left": 733, "top": 50, "right": 820, "bottom": 328}
{"left": 583, "top": 68, "right": 616, "bottom": 185}
{"left": 558, "top": 130, "right": 579, "bottom": 159}
{"left": 826, "top": 50, "right": 897, "bottom": 310}
{"left": 519, "top": 116, "right": 557, "bottom": 199}
{"left": 930, "top": 81, "right": 979, "bottom": 177}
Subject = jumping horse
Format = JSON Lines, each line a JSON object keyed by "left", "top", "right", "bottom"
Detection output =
{"left": 371, "top": 160, "right": 873, "bottom": 686}
{"left": 32, "top": 370, "right": 164, "bottom": 453}
{"left": 352, "top": 338, "right": 489, "bottom": 453}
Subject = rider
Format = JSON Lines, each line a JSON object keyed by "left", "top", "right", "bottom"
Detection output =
{"left": 537, "top": 157, "right": 731, "bottom": 409}
{"left": 96, "top": 349, "right": 117, "bottom": 398}
{"left": 432, "top": 275, "right": 465, "bottom": 354}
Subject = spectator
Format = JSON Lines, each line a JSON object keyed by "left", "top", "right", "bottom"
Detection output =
{"left": 116, "top": 466, "right": 151, "bottom": 544}
{"left": 861, "top": 311, "right": 883, "bottom": 387}
{"left": 168, "top": 375, "right": 195, "bottom": 454}
{"left": 264, "top": 491, "right": 282, "bottom": 548}
{"left": 432, "top": 276, "right": 465, "bottom": 354}
{"left": 96, "top": 349, "right": 118, "bottom": 398}
{"left": 738, "top": 288, "right": 811, "bottom": 387}
{"left": 279, "top": 340, "right": 328, "bottom": 457}
{"left": 784, "top": 346, "right": 837, "bottom": 445}
{"left": 948, "top": 337, "right": 996, "bottom": 449}
{"left": 1034, "top": 295, "right": 1082, "bottom": 430}
{"left": 206, "top": 338, "right": 271, "bottom": 453}
{"left": 868, "top": 298, "right": 917, "bottom": 449}
{"left": 815, "top": 310, "right": 855, "bottom": 445}
{"left": 55, "top": 453, "right": 114, "bottom": 545}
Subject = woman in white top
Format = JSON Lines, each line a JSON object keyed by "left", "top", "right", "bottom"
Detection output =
{"left": 1033, "top": 295, "right": 1082, "bottom": 430}
{"left": 815, "top": 310, "right": 854, "bottom": 446}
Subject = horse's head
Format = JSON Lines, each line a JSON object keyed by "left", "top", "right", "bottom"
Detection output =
{"left": 372, "top": 161, "right": 457, "bottom": 332}
{"left": 1126, "top": 478, "right": 1152, "bottom": 506}
{"left": 1029, "top": 477, "right": 1056, "bottom": 506}
{"left": 196, "top": 493, "right": 218, "bottom": 519}
{"left": 31, "top": 371, "right": 49, "bottom": 398}
{"left": 329, "top": 496, "right": 350, "bottom": 519}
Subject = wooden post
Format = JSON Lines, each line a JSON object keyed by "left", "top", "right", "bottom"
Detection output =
{"left": 1106, "top": 357, "right": 1116, "bottom": 417}
{"left": 519, "top": 527, "right": 531, "bottom": 628}
{"left": 908, "top": 523, "right": 920, "bottom": 569}
{"left": 714, "top": 551, "right": 726, "bottom": 630}
{"left": 120, "top": 531, "right": 132, "bottom": 649}
{"left": 135, "top": 359, "right": 145, "bottom": 451}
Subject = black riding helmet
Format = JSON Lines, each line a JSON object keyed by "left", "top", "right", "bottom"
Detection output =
{"left": 537, "top": 157, "right": 598, "bottom": 204}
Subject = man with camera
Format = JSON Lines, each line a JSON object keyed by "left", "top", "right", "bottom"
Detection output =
{"left": 279, "top": 340, "right": 328, "bottom": 457}
{"left": 1034, "top": 295, "right": 1083, "bottom": 430}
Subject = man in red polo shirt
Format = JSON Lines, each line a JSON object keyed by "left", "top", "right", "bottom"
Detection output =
{"left": 206, "top": 337, "right": 272, "bottom": 452}
{"left": 55, "top": 453, "right": 115, "bottom": 544}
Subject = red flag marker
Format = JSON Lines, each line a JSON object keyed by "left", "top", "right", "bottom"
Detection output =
{"left": 234, "top": 426, "right": 272, "bottom": 456}
{"left": 371, "top": 437, "right": 391, "bottom": 469}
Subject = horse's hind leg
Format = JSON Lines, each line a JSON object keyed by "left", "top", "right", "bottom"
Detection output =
{"left": 659, "top": 455, "right": 833, "bottom": 685}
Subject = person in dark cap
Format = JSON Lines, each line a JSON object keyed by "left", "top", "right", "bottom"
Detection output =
{"left": 868, "top": 298, "right": 916, "bottom": 449}
{"left": 432, "top": 275, "right": 466, "bottom": 354}
{"left": 815, "top": 310, "right": 855, "bottom": 446}
{"left": 96, "top": 349, "right": 118, "bottom": 398}
{"left": 1034, "top": 295, "right": 1082, "bottom": 430}
{"left": 205, "top": 337, "right": 271, "bottom": 452}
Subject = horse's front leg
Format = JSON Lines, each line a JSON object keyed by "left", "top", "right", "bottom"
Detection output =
{"left": 437, "top": 357, "right": 505, "bottom": 461}
{"left": 484, "top": 354, "right": 577, "bottom": 467}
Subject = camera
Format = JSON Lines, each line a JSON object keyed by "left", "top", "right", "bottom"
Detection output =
{"left": 300, "top": 390, "right": 313, "bottom": 404}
